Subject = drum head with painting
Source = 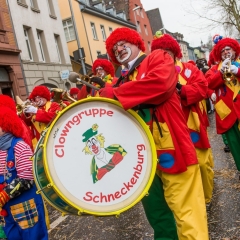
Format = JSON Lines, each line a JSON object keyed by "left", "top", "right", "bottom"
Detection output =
{"left": 44, "top": 98, "right": 156, "bottom": 216}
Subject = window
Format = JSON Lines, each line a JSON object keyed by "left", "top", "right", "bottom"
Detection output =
{"left": 47, "top": 0, "right": 56, "bottom": 18}
{"left": 136, "top": 21, "right": 141, "bottom": 32}
{"left": 90, "top": 22, "right": 98, "bottom": 40}
{"left": 100, "top": 25, "right": 106, "bottom": 41}
{"left": 17, "top": 0, "right": 27, "bottom": 4}
{"left": 148, "top": 42, "right": 151, "bottom": 51}
{"left": 109, "top": 27, "right": 113, "bottom": 34}
{"left": 24, "top": 28, "right": 33, "bottom": 61}
{"left": 30, "top": 0, "right": 39, "bottom": 9}
{"left": 140, "top": 9, "right": 144, "bottom": 18}
{"left": 97, "top": 51, "right": 101, "bottom": 56}
{"left": 17, "top": 0, "right": 27, "bottom": 7}
{"left": 36, "top": 31, "right": 45, "bottom": 62}
{"left": 63, "top": 19, "right": 76, "bottom": 42}
{"left": 54, "top": 34, "right": 66, "bottom": 64}
{"left": 144, "top": 25, "right": 148, "bottom": 35}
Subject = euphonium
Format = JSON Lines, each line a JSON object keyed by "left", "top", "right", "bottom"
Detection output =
{"left": 51, "top": 88, "right": 67, "bottom": 109}
{"left": 62, "top": 91, "right": 77, "bottom": 103}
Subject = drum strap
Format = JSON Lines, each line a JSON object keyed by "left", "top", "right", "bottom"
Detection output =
{"left": 113, "top": 54, "right": 147, "bottom": 87}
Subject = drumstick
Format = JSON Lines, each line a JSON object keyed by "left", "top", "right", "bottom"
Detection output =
{"left": 69, "top": 72, "right": 100, "bottom": 91}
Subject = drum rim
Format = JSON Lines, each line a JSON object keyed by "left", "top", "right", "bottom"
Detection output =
{"left": 42, "top": 97, "right": 157, "bottom": 216}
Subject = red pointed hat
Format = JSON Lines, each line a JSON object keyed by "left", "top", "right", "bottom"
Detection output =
{"left": 69, "top": 87, "right": 79, "bottom": 96}
{"left": 213, "top": 37, "right": 240, "bottom": 62}
{"left": 151, "top": 33, "right": 182, "bottom": 59}
{"left": 92, "top": 59, "right": 115, "bottom": 77}
{"left": 0, "top": 95, "right": 16, "bottom": 112}
{"left": 0, "top": 106, "right": 23, "bottom": 137}
{"left": 29, "top": 86, "right": 50, "bottom": 101}
{"left": 105, "top": 27, "right": 145, "bottom": 64}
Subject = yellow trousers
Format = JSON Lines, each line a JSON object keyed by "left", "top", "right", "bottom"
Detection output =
{"left": 157, "top": 164, "right": 209, "bottom": 240}
{"left": 196, "top": 148, "right": 214, "bottom": 203}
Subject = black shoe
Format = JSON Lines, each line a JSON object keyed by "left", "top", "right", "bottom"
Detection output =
{"left": 224, "top": 145, "right": 231, "bottom": 152}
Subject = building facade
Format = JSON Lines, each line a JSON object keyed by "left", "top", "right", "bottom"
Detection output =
{"left": 0, "top": 0, "right": 27, "bottom": 100}
{"left": 58, "top": 0, "right": 136, "bottom": 74}
{"left": 7, "top": 0, "right": 73, "bottom": 97}
{"left": 104, "top": 0, "right": 153, "bottom": 54}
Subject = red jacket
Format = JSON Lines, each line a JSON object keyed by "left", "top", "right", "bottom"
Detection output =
{"left": 205, "top": 63, "right": 240, "bottom": 134}
{"left": 114, "top": 50, "right": 198, "bottom": 174}
{"left": 177, "top": 61, "right": 210, "bottom": 149}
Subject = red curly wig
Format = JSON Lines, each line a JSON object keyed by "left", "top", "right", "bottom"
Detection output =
{"left": 69, "top": 87, "right": 79, "bottom": 96}
{"left": 213, "top": 37, "right": 240, "bottom": 62}
{"left": 0, "top": 95, "right": 16, "bottom": 112}
{"left": 0, "top": 106, "right": 23, "bottom": 137}
{"left": 29, "top": 86, "right": 50, "bottom": 101}
{"left": 105, "top": 27, "right": 145, "bottom": 64}
{"left": 151, "top": 34, "right": 182, "bottom": 59}
{"left": 92, "top": 59, "right": 115, "bottom": 77}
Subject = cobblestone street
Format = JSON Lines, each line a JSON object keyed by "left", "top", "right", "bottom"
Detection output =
{"left": 47, "top": 113, "right": 240, "bottom": 240}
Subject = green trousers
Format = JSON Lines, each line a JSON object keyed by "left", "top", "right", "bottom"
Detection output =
{"left": 141, "top": 174, "right": 178, "bottom": 240}
{"left": 225, "top": 121, "right": 240, "bottom": 170}
{"left": 222, "top": 133, "right": 228, "bottom": 145}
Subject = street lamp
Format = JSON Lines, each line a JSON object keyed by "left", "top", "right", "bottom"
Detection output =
{"left": 132, "top": 6, "right": 141, "bottom": 31}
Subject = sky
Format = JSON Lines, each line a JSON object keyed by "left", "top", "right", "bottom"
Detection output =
{"left": 140, "top": 0, "right": 220, "bottom": 47}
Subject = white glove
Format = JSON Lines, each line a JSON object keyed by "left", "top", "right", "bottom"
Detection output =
{"left": 220, "top": 58, "right": 231, "bottom": 73}
{"left": 210, "top": 93, "right": 216, "bottom": 102}
{"left": 24, "top": 105, "right": 37, "bottom": 114}
{"left": 230, "top": 65, "right": 238, "bottom": 75}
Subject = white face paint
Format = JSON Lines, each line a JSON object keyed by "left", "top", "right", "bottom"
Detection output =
{"left": 116, "top": 46, "right": 132, "bottom": 64}
{"left": 34, "top": 96, "right": 47, "bottom": 107}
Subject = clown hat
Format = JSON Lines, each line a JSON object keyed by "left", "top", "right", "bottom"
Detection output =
{"left": 0, "top": 106, "right": 23, "bottom": 137}
{"left": 92, "top": 59, "right": 115, "bottom": 77}
{"left": 82, "top": 124, "right": 98, "bottom": 142}
{"left": 151, "top": 33, "right": 182, "bottom": 59}
{"left": 105, "top": 27, "right": 145, "bottom": 64}
{"left": 69, "top": 88, "right": 79, "bottom": 96}
{"left": 0, "top": 95, "right": 16, "bottom": 112}
{"left": 213, "top": 37, "right": 240, "bottom": 62}
{"left": 29, "top": 86, "right": 50, "bottom": 101}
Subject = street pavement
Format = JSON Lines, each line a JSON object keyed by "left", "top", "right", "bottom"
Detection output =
{"left": 46, "top": 113, "right": 240, "bottom": 240}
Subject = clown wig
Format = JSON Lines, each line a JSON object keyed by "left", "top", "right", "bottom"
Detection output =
{"left": 29, "top": 85, "right": 51, "bottom": 101}
{"left": 213, "top": 37, "right": 240, "bottom": 62}
{"left": 0, "top": 95, "right": 16, "bottom": 112}
{"left": 0, "top": 106, "right": 23, "bottom": 137}
{"left": 151, "top": 34, "right": 183, "bottom": 59}
{"left": 92, "top": 59, "right": 115, "bottom": 77}
{"left": 105, "top": 27, "right": 145, "bottom": 64}
{"left": 69, "top": 87, "right": 79, "bottom": 96}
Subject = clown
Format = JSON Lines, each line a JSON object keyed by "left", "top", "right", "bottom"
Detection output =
{"left": 99, "top": 27, "right": 209, "bottom": 240}
{"left": 205, "top": 36, "right": 240, "bottom": 172}
{"left": 0, "top": 106, "right": 48, "bottom": 240}
{"left": 21, "top": 86, "right": 61, "bottom": 149}
{"left": 78, "top": 59, "right": 115, "bottom": 100}
{"left": 82, "top": 124, "right": 127, "bottom": 183}
{"left": 69, "top": 87, "right": 79, "bottom": 101}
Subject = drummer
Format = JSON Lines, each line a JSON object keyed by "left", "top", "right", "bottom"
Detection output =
{"left": 99, "top": 27, "right": 209, "bottom": 239}
{"left": 78, "top": 59, "right": 115, "bottom": 100}
{"left": 0, "top": 106, "right": 48, "bottom": 240}
{"left": 20, "top": 85, "right": 61, "bottom": 150}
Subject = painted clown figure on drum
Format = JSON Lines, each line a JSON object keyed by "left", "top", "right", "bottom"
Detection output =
{"left": 82, "top": 124, "right": 127, "bottom": 183}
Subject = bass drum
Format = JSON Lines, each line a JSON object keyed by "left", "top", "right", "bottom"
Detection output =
{"left": 33, "top": 97, "right": 157, "bottom": 216}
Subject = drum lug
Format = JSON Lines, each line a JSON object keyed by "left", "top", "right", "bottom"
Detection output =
{"left": 36, "top": 183, "right": 53, "bottom": 194}
{"left": 115, "top": 214, "right": 120, "bottom": 218}
{"left": 77, "top": 210, "right": 84, "bottom": 216}
{"left": 30, "top": 144, "right": 44, "bottom": 160}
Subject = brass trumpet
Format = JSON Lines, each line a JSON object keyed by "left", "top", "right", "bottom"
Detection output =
{"left": 62, "top": 91, "right": 77, "bottom": 103}
{"left": 16, "top": 96, "right": 33, "bottom": 116}
{"left": 223, "top": 60, "right": 234, "bottom": 82}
